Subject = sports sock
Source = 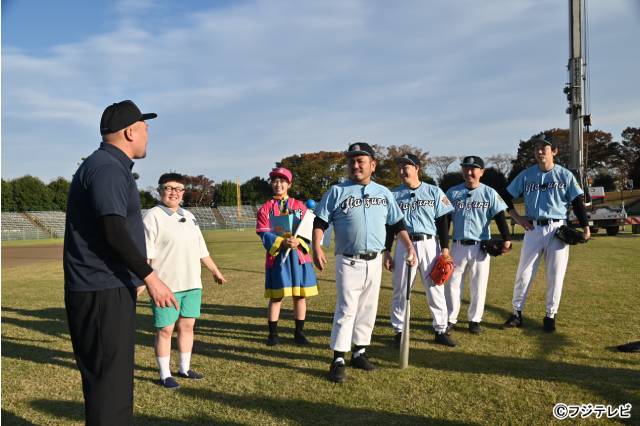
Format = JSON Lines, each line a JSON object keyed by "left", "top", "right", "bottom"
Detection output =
{"left": 268, "top": 320, "right": 278, "bottom": 336}
{"left": 179, "top": 352, "right": 191, "bottom": 375}
{"left": 156, "top": 356, "right": 171, "bottom": 380}
{"left": 295, "top": 319, "right": 305, "bottom": 335}
{"left": 333, "top": 351, "right": 345, "bottom": 364}
{"left": 352, "top": 346, "right": 366, "bottom": 358}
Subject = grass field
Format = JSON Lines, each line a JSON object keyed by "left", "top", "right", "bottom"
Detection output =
{"left": 2, "top": 229, "right": 639, "bottom": 425}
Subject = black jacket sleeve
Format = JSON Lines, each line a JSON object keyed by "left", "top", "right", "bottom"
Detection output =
{"left": 100, "top": 215, "right": 153, "bottom": 280}
{"left": 502, "top": 192, "right": 515, "bottom": 211}
{"left": 313, "top": 216, "right": 329, "bottom": 231}
{"left": 384, "top": 219, "right": 407, "bottom": 251}
{"left": 571, "top": 196, "right": 589, "bottom": 227}
{"left": 435, "top": 215, "right": 449, "bottom": 249}
{"left": 493, "top": 211, "right": 511, "bottom": 241}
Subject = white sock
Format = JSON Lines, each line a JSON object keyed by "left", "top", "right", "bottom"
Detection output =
{"left": 334, "top": 357, "right": 345, "bottom": 365}
{"left": 547, "top": 313, "right": 555, "bottom": 319}
{"left": 353, "top": 347, "right": 365, "bottom": 358}
{"left": 156, "top": 356, "right": 171, "bottom": 380}
{"left": 179, "top": 352, "right": 192, "bottom": 374}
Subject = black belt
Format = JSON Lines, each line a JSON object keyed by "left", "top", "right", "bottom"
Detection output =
{"left": 342, "top": 252, "right": 379, "bottom": 261}
{"left": 530, "top": 218, "right": 562, "bottom": 226}
{"left": 454, "top": 239, "right": 479, "bottom": 246}
{"left": 410, "top": 233, "right": 433, "bottom": 241}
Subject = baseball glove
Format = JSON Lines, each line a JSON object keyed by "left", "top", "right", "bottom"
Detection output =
{"left": 480, "top": 239, "right": 509, "bottom": 256}
{"left": 555, "top": 225, "right": 587, "bottom": 245}
{"left": 430, "top": 254, "right": 454, "bottom": 285}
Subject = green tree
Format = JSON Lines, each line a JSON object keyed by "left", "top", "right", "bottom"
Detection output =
{"left": 278, "top": 151, "right": 346, "bottom": 201}
{"left": 47, "top": 177, "right": 70, "bottom": 211}
{"left": 215, "top": 180, "right": 238, "bottom": 205}
{"left": 592, "top": 172, "right": 616, "bottom": 191}
{"left": 139, "top": 190, "right": 157, "bottom": 209}
{"left": 480, "top": 167, "right": 508, "bottom": 199}
{"left": 438, "top": 172, "right": 464, "bottom": 192}
{"left": 371, "top": 144, "right": 433, "bottom": 188}
{"left": 2, "top": 179, "right": 17, "bottom": 211}
{"left": 12, "top": 175, "right": 54, "bottom": 211}
{"left": 241, "top": 177, "right": 271, "bottom": 205}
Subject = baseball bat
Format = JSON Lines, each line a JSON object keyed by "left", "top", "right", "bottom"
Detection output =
{"left": 399, "top": 255, "right": 414, "bottom": 369}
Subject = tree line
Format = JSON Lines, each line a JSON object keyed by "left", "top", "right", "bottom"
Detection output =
{"left": 2, "top": 127, "right": 638, "bottom": 212}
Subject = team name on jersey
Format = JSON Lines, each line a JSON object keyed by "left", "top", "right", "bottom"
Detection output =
{"left": 524, "top": 181, "right": 566, "bottom": 194}
{"left": 340, "top": 195, "right": 387, "bottom": 213}
{"left": 454, "top": 200, "right": 490, "bottom": 210}
{"left": 398, "top": 199, "right": 435, "bottom": 211}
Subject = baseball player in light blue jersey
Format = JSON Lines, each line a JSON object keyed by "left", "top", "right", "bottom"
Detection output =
{"left": 445, "top": 156, "right": 511, "bottom": 335}
{"left": 312, "top": 142, "right": 417, "bottom": 383}
{"left": 383, "top": 153, "right": 456, "bottom": 347}
{"left": 503, "top": 135, "right": 590, "bottom": 332}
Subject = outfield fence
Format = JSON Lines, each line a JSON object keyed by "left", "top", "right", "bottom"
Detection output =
{"left": 1, "top": 206, "right": 258, "bottom": 241}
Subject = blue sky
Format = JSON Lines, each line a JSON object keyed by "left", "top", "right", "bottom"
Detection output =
{"left": 2, "top": 0, "right": 639, "bottom": 190}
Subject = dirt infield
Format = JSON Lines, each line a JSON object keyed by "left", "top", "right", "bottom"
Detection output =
{"left": 1, "top": 245, "right": 63, "bottom": 268}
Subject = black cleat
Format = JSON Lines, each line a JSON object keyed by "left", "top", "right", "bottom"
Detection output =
{"left": 503, "top": 313, "right": 523, "bottom": 328}
{"left": 543, "top": 316, "right": 556, "bottom": 333}
{"left": 159, "top": 376, "right": 180, "bottom": 389}
{"left": 178, "top": 369, "right": 203, "bottom": 380}
{"left": 468, "top": 321, "right": 481, "bottom": 334}
{"left": 446, "top": 322, "right": 455, "bottom": 334}
{"left": 294, "top": 332, "right": 310, "bottom": 345}
{"left": 435, "top": 332, "right": 456, "bottom": 347}
{"left": 328, "top": 361, "right": 346, "bottom": 383}
{"left": 393, "top": 332, "right": 402, "bottom": 348}
{"left": 266, "top": 334, "right": 279, "bottom": 346}
{"left": 351, "top": 353, "right": 375, "bottom": 371}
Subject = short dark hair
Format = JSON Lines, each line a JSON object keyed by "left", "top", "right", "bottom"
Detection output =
{"left": 158, "top": 173, "right": 186, "bottom": 186}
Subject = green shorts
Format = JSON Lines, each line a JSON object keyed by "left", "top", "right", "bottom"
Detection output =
{"left": 151, "top": 288, "right": 202, "bottom": 328}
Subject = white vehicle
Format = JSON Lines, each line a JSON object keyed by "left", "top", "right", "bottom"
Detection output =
{"left": 567, "top": 187, "right": 626, "bottom": 235}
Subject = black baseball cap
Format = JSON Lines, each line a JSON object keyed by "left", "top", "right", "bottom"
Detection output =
{"left": 100, "top": 100, "right": 157, "bottom": 135}
{"left": 460, "top": 155, "right": 484, "bottom": 169}
{"left": 531, "top": 134, "right": 554, "bottom": 148}
{"left": 346, "top": 142, "right": 375, "bottom": 158}
{"left": 395, "top": 153, "right": 421, "bottom": 167}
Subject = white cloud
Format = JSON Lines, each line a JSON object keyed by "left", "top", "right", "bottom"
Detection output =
{"left": 2, "top": 0, "right": 639, "bottom": 187}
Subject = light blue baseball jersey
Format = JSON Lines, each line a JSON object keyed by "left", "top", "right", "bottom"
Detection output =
{"left": 446, "top": 183, "right": 508, "bottom": 241}
{"left": 315, "top": 180, "right": 404, "bottom": 255}
{"left": 392, "top": 182, "right": 454, "bottom": 235}
{"left": 506, "top": 164, "right": 583, "bottom": 220}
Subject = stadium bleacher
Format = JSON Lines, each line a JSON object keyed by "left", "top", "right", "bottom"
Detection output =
{"left": 217, "top": 206, "right": 256, "bottom": 228}
{"left": 1, "top": 206, "right": 260, "bottom": 240}
{"left": 1, "top": 212, "right": 52, "bottom": 240}
{"left": 27, "top": 211, "right": 66, "bottom": 238}
{"left": 188, "top": 207, "right": 221, "bottom": 229}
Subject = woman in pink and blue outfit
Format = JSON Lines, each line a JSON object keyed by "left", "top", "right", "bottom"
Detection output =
{"left": 256, "top": 167, "right": 317, "bottom": 346}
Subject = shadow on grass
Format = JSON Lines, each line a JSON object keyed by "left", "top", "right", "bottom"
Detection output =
{"left": 180, "top": 388, "right": 475, "bottom": 426}
{"left": 1, "top": 409, "right": 37, "bottom": 425}
{"left": 405, "top": 346, "right": 640, "bottom": 409}
{"left": 28, "top": 399, "right": 246, "bottom": 426}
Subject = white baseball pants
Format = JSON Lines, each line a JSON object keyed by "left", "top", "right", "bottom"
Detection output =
{"left": 511, "top": 220, "right": 570, "bottom": 317}
{"left": 445, "top": 242, "right": 491, "bottom": 324}
{"left": 330, "top": 254, "right": 383, "bottom": 352}
{"left": 390, "top": 238, "right": 448, "bottom": 334}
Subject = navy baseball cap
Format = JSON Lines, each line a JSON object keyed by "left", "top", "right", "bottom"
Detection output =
{"left": 531, "top": 134, "right": 555, "bottom": 148}
{"left": 395, "top": 153, "right": 421, "bottom": 167}
{"left": 346, "top": 142, "right": 375, "bottom": 158}
{"left": 460, "top": 155, "right": 485, "bottom": 169}
{"left": 100, "top": 100, "right": 157, "bottom": 135}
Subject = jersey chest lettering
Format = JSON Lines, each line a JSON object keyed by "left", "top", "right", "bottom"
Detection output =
{"left": 340, "top": 195, "right": 387, "bottom": 213}
{"left": 524, "top": 181, "right": 566, "bottom": 195}
{"left": 398, "top": 199, "right": 436, "bottom": 211}
{"left": 454, "top": 199, "right": 490, "bottom": 211}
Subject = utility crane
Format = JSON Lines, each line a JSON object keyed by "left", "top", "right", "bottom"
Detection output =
{"left": 565, "top": 0, "right": 626, "bottom": 235}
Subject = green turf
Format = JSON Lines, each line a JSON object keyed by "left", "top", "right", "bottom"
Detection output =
{"left": 2, "top": 230, "right": 639, "bottom": 425}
